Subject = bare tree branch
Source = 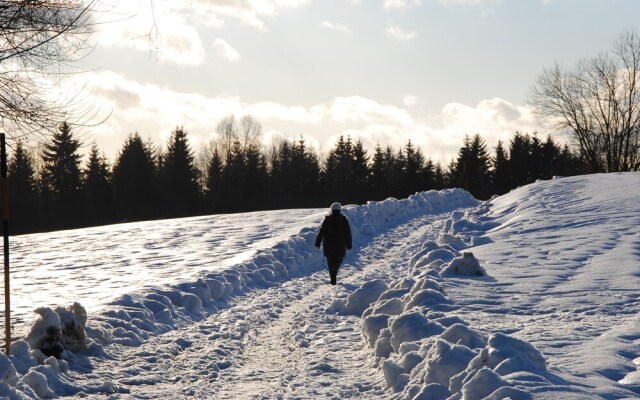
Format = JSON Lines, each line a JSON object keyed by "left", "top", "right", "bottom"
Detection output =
{"left": 0, "top": 0, "right": 100, "bottom": 141}
{"left": 530, "top": 30, "right": 640, "bottom": 172}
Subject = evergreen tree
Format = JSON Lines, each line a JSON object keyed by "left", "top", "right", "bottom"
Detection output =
{"left": 205, "top": 148, "right": 223, "bottom": 212}
{"left": 386, "top": 147, "right": 405, "bottom": 198}
{"left": 40, "top": 121, "right": 83, "bottom": 228}
{"left": 422, "top": 158, "right": 436, "bottom": 191}
{"left": 433, "top": 162, "right": 447, "bottom": 190}
{"left": 160, "top": 127, "right": 202, "bottom": 217}
{"left": 243, "top": 142, "right": 269, "bottom": 211}
{"left": 540, "top": 135, "right": 561, "bottom": 179}
{"left": 508, "top": 132, "right": 532, "bottom": 187}
{"left": 83, "top": 143, "right": 113, "bottom": 225}
{"left": 451, "top": 134, "right": 491, "bottom": 199}
{"left": 268, "top": 138, "right": 320, "bottom": 209}
{"left": 113, "top": 133, "right": 159, "bottom": 221}
{"left": 370, "top": 144, "right": 388, "bottom": 200}
{"left": 403, "top": 140, "right": 425, "bottom": 196}
{"left": 351, "top": 139, "right": 370, "bottom": 203}
{"left": 220, "top": 140, "right": 245, "bottom": 212}
{"left": 529, "top": 134, "right": 544, "bottom": 181}
{"left": 323, "top": 136, "right": 354, "bottom": 203}
{"left": 491, "top": 140, "right": 511, "bottom": 195}
{"left": 8, "top": 141, "right": 38, "bottom": 233}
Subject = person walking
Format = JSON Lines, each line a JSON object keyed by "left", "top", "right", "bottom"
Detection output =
{"left": 315, "top": 202, "right": 352, "bottom": 285}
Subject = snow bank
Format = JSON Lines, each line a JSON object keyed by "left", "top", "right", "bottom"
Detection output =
{"left": 4, "top": 188, "right": 477, "bottom": 398}
{"left": 347, "top": 208, "right": 557, "bottom": 398}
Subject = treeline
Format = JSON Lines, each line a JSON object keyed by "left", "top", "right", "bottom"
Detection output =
{"left": 6, "top": 118, "right": 587, "bottom": 234}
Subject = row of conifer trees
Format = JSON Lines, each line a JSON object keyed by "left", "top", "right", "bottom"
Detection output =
{"left": 5, "top": 121, "right": 586, "bottom": 234}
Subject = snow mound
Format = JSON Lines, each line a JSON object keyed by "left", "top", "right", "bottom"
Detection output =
{"left": 25, "top": 303, "right": 88, "bottom": 358}
{"left": 5, "top": 188, "right": 478, "bottom": 398}
{"left": 354, "top": 210, "right": 555, "bottom": 398}
{"left": 441, "top": 252, "right": 487, "bottom": 277}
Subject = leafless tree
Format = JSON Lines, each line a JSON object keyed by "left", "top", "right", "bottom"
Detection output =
{"left": 215, "top": 114, "right": 238, "bottom": 159}
{"left": 530, "top": 30, "right": 640, "bottom": 172}
{"left": 239, "top": 114, "right": 263, "bottom": 152}
{"left": 0, "top": 0, "right": 99, "bottom": 141}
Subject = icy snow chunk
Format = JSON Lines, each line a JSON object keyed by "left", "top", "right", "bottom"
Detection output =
{"left": 0, "top": 354, "right": 19, "bottom": 386}
{"left": 439, "top": 324, "right": 487, "bottom": 350}
{"left": 56, "top": 302, "right": 88, "bottom": 352}
{"left": 382, "top": 359, "right": 404, "bottom": 388}
{"left": 460, "top": 367, "right": 510, "bottom": 400}
{"left": 344, "top": 280, "right": 389, "bottom": 316}
{"left": 437, "top": 233, "right": 467, "bottom": 250}
{"left": 423, "top": 339, "right": 477, "bottom": 387}
{"left": 481, "top": 386, "right": 531, "bottom": 400}
{"left": 190, "top": 279, "right": 212, "bottom": 305}
{"left": 398, "top": 342, "right": 420, "bottom": 356}
{"left": 413, "top": 383, "right": 450, "bottom": 400}
{"left": 390, "top": 311, "right": 445, "bottom": 352}
{"left": 206, "top": 278, "right": 227, "bottom": 300}
{"left": 412, "top": 249, "right": 458, "bottom": 272}
{"left": 409, "top": 278, "right": 443, "bottom": 297}
{"left": 442, "top": 252, "right": 487, "bottom": 277}
{"left": 620, "top": 370, "right": 640, "bottom": 385}
{"left": 367, "top": 298, "right": 405, "bottom": 316}
{"left": 26, "top": 307, "right": 64, "bottom": 358}
{"left": 177, "top": 292, "right": 203, "bottom": 314}
{"left": 398, "top": 351, "right": 423, "bottom": 374}
{"left": 392, "top": 277, "right": 415, "bottom": 290}
{"left": 362, "top": 314, "right": 391, "bottom": 347}
{"left": 374, "top": 329, "right": 394, "bottom": 359}
{"left": 377, "top": 288, "right": 410, "bottom": 303}
{"left": 404, "top": 289, "right": 452, "bottom": 311}
{"left": 487, "top": 332, "right": 547, "bottom": 372}
{"left": 258, "top": 267, "right": 276, "bottom": 282}
{"left": 22, "top": 370, "right": 55, "bottom": 398}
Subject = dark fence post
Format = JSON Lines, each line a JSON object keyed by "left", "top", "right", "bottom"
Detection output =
{"left": 1, "top": 133, "right": 10, "bottom": 354}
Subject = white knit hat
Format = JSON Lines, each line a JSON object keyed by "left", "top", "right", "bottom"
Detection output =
{"left": 330, "top": 202, "right": 342, "bottom": 211}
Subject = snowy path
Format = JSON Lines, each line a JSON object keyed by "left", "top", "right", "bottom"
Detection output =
{"left": 68, "top": 211, "right": 448, "bottom": 398}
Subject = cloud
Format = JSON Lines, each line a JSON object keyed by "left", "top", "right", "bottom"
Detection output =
{"left": 386, "top": 24, "right": 416, "bottom": 40}
{"left": 94, "top": 0, "right": 311, "bottom": 64}
{"left": 384, "top": 0, "right": 422, "bottom": 9}
{"left": 213, "top": 39, "right": 241, "bottom": 62}
{"left": 320, "top": 21, "right": 351, "bottom": 33}
{"left": 403, "top": 95, "right": 418, "bottom": 106}
{"left": 329, "top": 96, "right": 414, "bottom": 126}
{"left": 69, "top": 71, "right": 541, "bottom": 163}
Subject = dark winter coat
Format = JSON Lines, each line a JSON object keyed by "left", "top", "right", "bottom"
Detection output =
{"left": 315, "top": 210, "right": 352, "bottom": 259}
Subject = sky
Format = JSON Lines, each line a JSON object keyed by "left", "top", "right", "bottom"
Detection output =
{"left": 69, "top": 0, "right": 640, "bottom": 164}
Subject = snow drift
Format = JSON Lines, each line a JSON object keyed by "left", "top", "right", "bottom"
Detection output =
{"left": 1, "top": 188, "right": 478, "bottom": 398}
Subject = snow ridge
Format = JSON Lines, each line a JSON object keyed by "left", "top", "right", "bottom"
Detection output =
{"left": 346, "top": 208, "right": 578, "bottom": 399}
{"left": 0, "top": 189, "right": 478, "bottom": 398}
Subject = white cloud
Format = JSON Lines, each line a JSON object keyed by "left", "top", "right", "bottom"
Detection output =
{"left": 329, "top": 96, "right": 414, "bottom": 126}
{"left": 384, "top": 0, "right": 422, "bottom": 9}
{"left": 320, "top": 21, "right": 351, "bottom": 33}
{"left": 94, "top": 0, "right": 311, "bottom": 63}
{"left": 69, "top": 71, "right": 542, "bottom": 163}
{"left": 386, "top": 24, "right": 416, "bottom": 40}
{"left": 213, "top": 39, "right": 241, "bottom": 62}
{"left": 403, "top": 95, "right": 418, "bottom": 106}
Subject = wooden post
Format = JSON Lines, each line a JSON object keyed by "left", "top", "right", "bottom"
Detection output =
{"left": 1, "top": 133, "right": 10, "bottom": 354}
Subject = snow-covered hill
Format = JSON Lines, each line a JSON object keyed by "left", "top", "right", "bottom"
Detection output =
{"left": 0, "top": 172, "right": 639, "bottom": 399}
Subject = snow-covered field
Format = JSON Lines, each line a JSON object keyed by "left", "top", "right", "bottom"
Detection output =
{"left": 1, "top": 172, "right": 639, "bottom": 399}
